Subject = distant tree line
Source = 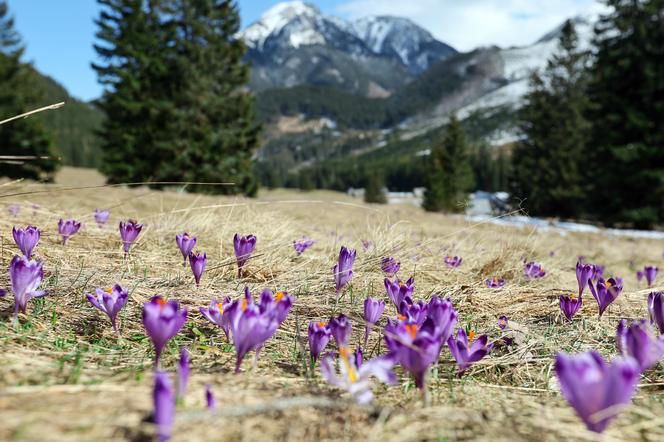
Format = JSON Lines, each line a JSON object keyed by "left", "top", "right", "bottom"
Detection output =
{"left": 511, "top": 0, "right": 664, "bottom": 228}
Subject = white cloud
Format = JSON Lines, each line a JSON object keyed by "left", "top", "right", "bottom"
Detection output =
{"left": 336, "top": 0, "right": 606, "bottom": 51}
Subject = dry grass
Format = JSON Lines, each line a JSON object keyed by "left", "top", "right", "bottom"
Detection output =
{"left": 1, "top": 167, "right": 663, "bottom": 441}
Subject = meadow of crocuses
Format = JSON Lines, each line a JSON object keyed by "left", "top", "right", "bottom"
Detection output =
{"left": 2, "top": 168, "right": 664, "bottom": 441}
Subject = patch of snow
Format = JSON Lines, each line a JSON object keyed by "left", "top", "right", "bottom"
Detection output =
{"left": 289, "top": 28, "right": 325, "bottom": 48}
{"left": 466, "top": 215, "right": 664, "bottom": 240}
{"left": 240, "top": 1, "right": 320, "bottom": 50}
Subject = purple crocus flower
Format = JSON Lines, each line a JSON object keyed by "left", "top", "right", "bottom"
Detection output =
{"left": 444, "top": 256, "right": 462, "bottom": 268}
{"left": 554, "top": 351, "right": 639, "bottom": 433}
{"left": 153, "top": 371, "right": 175, "bottom": 442}
{"left": 576, "top": 261, "right": 595, "bottom": 296}
{"left": 94, "top": 209, "right": 110, "bottom": 227}
{"left": 397, "top": 297, "right": 429, "bottom": 327}
{"left": 384, "top": 317, "right": 442, "bottom": 390}
{"left": 293, "top": 237, "right": 314, "bottom": 256}
{"left": 384, "top": 276, "right": 414, "bottom": 308}
{"left": 58, "top": 219, "right": 81, "bottom": 245}
{"left": 637, "top": 270, "right": 645, "bottom": 282}
{"left": 333, "top": 246, "right": 356, "bottom": 298}
{"left": 86, "top": 284, "right": 129, "bottom": 335}
{"left": 177, "top": 347, "right": 189, "bottom": 401}
{"left": 205, "top": 384, "right": 216, "bottom": 410}
{"left": 644, "top": 266, "right": 658, "bottom": 287}
{"left": 233, "top": 234, "right": 256, "bottom": 278}
{"left": 588, "top": 277, "right": 623, "bottom": 318}
{"left": 592, "top": 265, "right": 605, "bottom": 281}
{"left": 175, "top": 233, "right": 197, "bottom": 266}
{"left": 559, "top": 293, "right": 582, "bottom": 321}
{"left": 426, "top": 296, "right": 458, "bottom": 347}
{"left": 616, "top": 319, "right": 664, "bottom": 372}
{"left": 308, "top": 320, "right": 331, "bottom": 362}
{"left": 497, "top": 315, "right": 514, "bottom": 346}
{"left": 4, "top": 255, "right": 47, "bottom": 323}
{"left": 329, "top": 314, "right": 352, "bottom": 348}
{"left": 380, "top": 257, "right": 400, "bottom": 276}
{"left": 228, "top": 288, "right": 292, "bottom": 372}
{"left": 8, "top": 204, "right": 20, "bottom": 217}
{"left": 320, "top": 347, "right": 396, "bottom": 404}
{"left": 485, "top": 277, "right": 505, "bottom": 289}
{"left": 447, "top": 328, "right": 493, "bottom": 376}
{"left": 524, "top": 261, "right": 546, "bottom": 279}
{"left": 188, "top": 251, "right": 206, "bottom": 287}
{"left": 363, "top": 297, "right": 385, "bottom": 345}
{"left": 199, "top": 297, "right": 233, "bottom": 340}
{"left": 353, "top": 346, "right": 363, "bottom": 368}
{"left": 142, "top": 296, "right": 188, "bottom": 366}
{"left": 119, "top": 219, "right": 142, "bottom": 254}
{"left": 648, "top": 292, "right": 664, "bottom": 334}
{"left": 12, "top": 225, "right": 40, "bottom": 258}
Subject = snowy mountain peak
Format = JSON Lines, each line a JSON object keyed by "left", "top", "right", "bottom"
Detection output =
{"left": 241, "top": 1, "right": 323, "bottom": 50}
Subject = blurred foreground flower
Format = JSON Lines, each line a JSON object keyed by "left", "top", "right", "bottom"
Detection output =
{"left": 308, "top": 320, "right": 331, "bottom": 362}
{"left": 485, "top": 277, "right": 505, "bottom": 289}
{"left": 177, "top": 347, "right": 189, "bottom": 402}
{"left": 320, "top": 347, "right": 396, "bottom": 404}
{"left": 616, "top": 319, "right": 664, "bottom": 371}
{"left": 175, "top": 233, "right": 196, "bottom": 266}
{"left": 554, "top": 351, "right": 639, "bottom": 433}
{"left": 444, "top": 255, "right": 462, "bottom": 268}
{"left": 293, "top": 237, "right": 314, "bottom": 255}
{"left": 188, "top": 251, "right": 206, "bottom": 287}
{"left": 153, "top": 371, "right": 175, "bottom": 442}
{"left": 524, "top": 261, "right": 546, "bottom": 279}
{"left": 560, "top": 293, "right": 582, "bottom": 321}
{"left": 86, "top": 284, "right": 128, "bottom": 335}
{"left": 205, "top": 384, "right": 216, "bottom": 410}
{"left": 12, "top": 225, "right": 40, "bottom": 258}
{"left": 447, "top": 328, "right": 493, "bottom": 376}
{"left": 333, "top": 246, "right": 356, "bottom": 298}
{"left": 380, "top": 257, "right": 400, "bottom": 276}
{"left": 119, "top": 219, "right": 142, "bottom": 254}
{"left": 58, "top": 219, "right": 81, "bottom": 245}
{"left": 94, "top": 209, "right": 110, "bottom": 227}
{"left": 233, "top": 234, "right": 256, "bottom": 278}
{"left": 4, "top": 255, "right": 47, "bottom": 323}
{"left": 384, "top": 276, "right": 414, "bottom": 308}
{"left": 143, "top": 296, "right": 188, "bottom": 366}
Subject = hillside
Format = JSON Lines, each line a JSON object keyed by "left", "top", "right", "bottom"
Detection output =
{"left": 29, "top": 69, "right": 105, "bottom": 168}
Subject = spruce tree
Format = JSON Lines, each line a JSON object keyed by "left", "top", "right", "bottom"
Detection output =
{"left": 422, "top": 115, "right": 474, "bottom": 213}
{"left": 510, "top": 20, "right": 591, "bottom": 218}
{"left": 0, "top": 1, "right": 57, "bottom": 181}
{"left": 93, "top": 0, "right": 260, "bottom": 195}
{"left": 364, "top": 173, "right": 387, "bottom": 204}
{"left": 587, "top": 0, "right": 664, "bottom": 228}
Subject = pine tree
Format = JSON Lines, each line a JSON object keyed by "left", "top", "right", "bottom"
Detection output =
{"left": 364, "top": 173, "right": 387, "bottom": 204}
{"left": 422, "top": 115, "right": 474, "bottom": 213}
{"left": 93, "top": 0, "right": 260, "bottom": 195}
{"left": 587, "top": 0, "right": 664, "bottom": 228}
{"left": 0, "top": 1, "right": 57, "bottom": 181}
{"left": 510, "top": 20, "right": 591, "bottom": 218}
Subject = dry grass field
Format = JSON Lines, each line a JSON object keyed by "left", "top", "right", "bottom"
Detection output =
{"left": 1, "top": 167, "right": 664, "bottom": 441}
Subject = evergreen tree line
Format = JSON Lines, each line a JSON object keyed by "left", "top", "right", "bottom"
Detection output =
{"left": 511, "top": 0, "right": 664, "bottom": 228}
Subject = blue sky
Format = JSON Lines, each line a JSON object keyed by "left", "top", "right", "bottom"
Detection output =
{"left": 9, "top": 0, "right": 602, "bottom": 102}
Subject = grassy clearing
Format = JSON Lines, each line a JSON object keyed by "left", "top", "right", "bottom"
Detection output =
{"left": 1, "top": 167, "right": 663, "bottom": 441}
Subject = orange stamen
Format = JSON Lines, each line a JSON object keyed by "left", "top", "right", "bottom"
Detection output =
{"left": 468, "top": 330, "right": 476, "bottom": 343}
{"left": 405, "top": 324, "right": 417, "bottom": 339}
{"left": 216, "top": 303, "right": 224, "bottom": 313}
{"left": 241, "top": 298, "right": 248, "bottom": 312}
{"left": 339, "top": 346, "right": 357, "bottom": 383}
{"left": 274, "top": 291, "right": 285, "bottom": 303}
{"left": 317, "top": 321, "right": 326, "bottom": 328}
{"left": 156, "top": 297, "right": 167, "bottom": 310}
